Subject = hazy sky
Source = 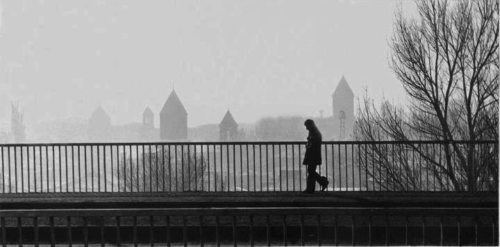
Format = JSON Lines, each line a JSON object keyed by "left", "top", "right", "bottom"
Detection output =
{"left": 0, "top": 0, "right": 416, "bottom": 132}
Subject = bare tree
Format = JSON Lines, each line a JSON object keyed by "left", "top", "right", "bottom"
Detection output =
{"left": 355, "top": 0, "right": 498, "bottom": 191}
{"left": 118, "top": 147, "right": 226, "bottom": 192}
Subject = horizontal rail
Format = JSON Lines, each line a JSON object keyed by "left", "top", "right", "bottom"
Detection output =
{"left": 0, "top": 140, "right": 497, "bottom": 147}
{"left": 0, "top": 207, "right": 497, "bottom": 217}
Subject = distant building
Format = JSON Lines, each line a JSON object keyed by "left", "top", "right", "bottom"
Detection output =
{"left": 141, "top": 106, "right": 156, "bottom": 140}
{"left": 143, "top": 106, "right": 154, "bottom": 128}
{"left": 88, "top": 106, "right": 112, "bottom": 141}
{"left": 219, "top": 110, "right": 238, "bottom": 141}
{"left": 332, "top": 76, "right": 354, "bottom": 140}
{"left": 160, "top": 90, "right": 188, "bottom": 140}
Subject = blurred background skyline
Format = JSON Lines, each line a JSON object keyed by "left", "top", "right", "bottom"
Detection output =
{"left": 0, "top": 0, "right": 417, "bottom": 138}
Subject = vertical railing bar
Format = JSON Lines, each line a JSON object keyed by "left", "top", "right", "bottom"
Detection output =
{"left": 351, "top": 215, "right": 355, "bottom": 246}
{"left": 65, "top": 145, "right": 68, "bottom": 193}
{"left": 345, "top": 144, "right": 348, "bottom": 191}
{"left": 166, "top": 216, "right": 171, "bottom": 247}
{"left": 385, "top": 215, "right": 389, "bottom": 246}
{"left": 474, "top": 216, "right": 478, "bottom": 246}
{"left": 183, "top": 216, "right": 187, "bottom": 247}
{"left": 181, "top": 145, "right": 184, "bottom": 192}
{"left": 422, "top": 216, "right": 426, "bottom": 246}
{"left": 0, "top": 217, "right": 5, "bottom": 247}
{"left": 404, "top": 216, "right": 408, "bottom": 245}
{"left": 260, "top": 145, "right": 263, "bottom": 192}
{"left": 187, "top": 144, "right": 190, "bottom": 192}
{"left": 300, "top": 214, "right": 305, "bottom": 246}
{"left": 317, "top": 215, "right": 321, "bottom": 246}
{"left": 162, "top": 145, "right": 165, "bottom": 192}
{"left": 34, "top": 217, "right": 38, "bottom": 247}
{"left": 440, "top": 216, "right": 443, "bottom": 246}
{"left": 150, "top": 215, "right": 154, "bottom": 246}
{"left": 8, "top": 146, "right": 12, "bottom": 194}
{"left": 216, "top": 215, "right": 220, "bottom": 247}
{"left": 67, "top": 216, "right": 72, "bottom": 246}
{"left": 272, "top": 144, "right": 276, "bottom": 192}
{"left": 232, "top": 215, "right": 237, "bottom": 247}
{"left": 71, "top": 146, "right": 74, "bottom": 192}
{"left": 283, "top": 215, "right": 287, "bottom": 246}
{"left": 240, "top": 144, "right": 243, "bottom": 192}
{"left": 58, "top": 145, "right": 62, "bottom": 193}
{"left": 266, "top": 215, "right": 271, "bottom": 247}
{"left": 27, "top": 146, "right": 30, "bottom": 193}
{"left": 1, "top": 147, "right": 4, "bottom": 194}
{"left": 17, "top": 217, "right": 21, "bottom": 247}
{"left": 156, "top": 145, "right": 159, "bottom": 192}
{"left": 250, "top": 215, "right": 254, "bottom": 246}
{"left": 143, "top": 144, "right": 146, "bottom": 192}
{"left": 332, "top": 144, "right": 335, "bottom": 191}
{"left": 116, "top": 216, "right": 121, "bottom": 246}
{"left": 265, "top": 145, "right": 269, "bottom": 192}
{"left": 279, "top": 144, "right": 282, "bottom": 192}
{"left": 50, "top": 216, "right": 55, "bottom": 246}
{"left": 246, "top": 144, "right": 250, "bottom": 192}
{"left": 136, "top": 145, "right": 140, "bottom": 192}
{"left": 206, "top": 145, "right": 210, "bottom": 192}
{"left": 324, "top": 144, "right": 328, "bottom": 189}
{"left": 169, "top": 145, "right": 172, "bottom": 192}
{"left": 226, "top": 144, "right": 230, "bottom": 192}
{"left": 368, "top": 215, "right": 372, "bottom": 246}
{"left": 98, "top": 145, "right": 101, "bottom": 192}
{"left": 213, "top": 144, "right": 217, "bottom": 192}
{"left": 285, "top": 144, "right": 288, "bottom": 192}
{"left": 133, "top": 216, "right": 138, "bottom": 247}
{"left": 84, "top": 216, "right": 89, "bottom": 247}
{"left": 352, "top": 144, "right": 354, "bottom": 191}
{"left": 199, "top": 215, "right": 204, "bottom": 247}
{"left": 338, "top": 144, "right": 341, "bottom": 191}
{"left": 77, "top": 146, "right": 80, "bottom": 192}
{"left": 292, "top": 144, "right": 295, "bottom": 191}
{"left": 233, "top": 144, "right": 236, "bottom": 192}
{"left": 220, "top": 144, "right": 224, "bottom": 192}
{"left": 100, "top": 216, "right": 105, "bottom": 247}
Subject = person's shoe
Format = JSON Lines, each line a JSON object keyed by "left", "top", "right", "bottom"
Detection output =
{"left": 302, "top": 189, "right": 314, "bottom": 194}
{"left": 320, "top": 177, "right": 329, "bottom": 192}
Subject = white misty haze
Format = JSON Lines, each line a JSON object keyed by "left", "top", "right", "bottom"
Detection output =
{"left": 0, "top": 0, "right": 416, "bottom": 133}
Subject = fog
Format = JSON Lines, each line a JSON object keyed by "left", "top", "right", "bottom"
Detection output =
{"left": 0, "top": 0, "right": 416, "bottom": 142}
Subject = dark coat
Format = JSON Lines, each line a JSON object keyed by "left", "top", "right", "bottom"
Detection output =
{"left": 302, "top": 129, "right": 322, "bottom": 165}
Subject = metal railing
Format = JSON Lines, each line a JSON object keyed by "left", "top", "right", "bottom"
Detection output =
{"left": 0, "top": 141, "right": 497, "bottom": 193}
{"left": 0, "top": 207, "right": 497, "bottom": 246}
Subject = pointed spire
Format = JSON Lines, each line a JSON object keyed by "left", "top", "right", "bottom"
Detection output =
{"left": 219, "top": 110, "right": 238, "bottom": 128}
{"left": 160, "top": 90, "right": 187, "bottom": 116}
{"left": 332, "top": 75, "right": 354, "bottom": 97}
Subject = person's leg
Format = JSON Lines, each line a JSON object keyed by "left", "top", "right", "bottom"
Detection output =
{"left": 305, "top": 165, "right": 318, "bottom": 192}
{"left": 308, "top": 165, "right": 329, "bottom": 191}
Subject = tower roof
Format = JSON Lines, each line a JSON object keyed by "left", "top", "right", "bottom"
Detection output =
{"left": 219, "top": 110, "right": 238, "bottom": 128}
{"left": 332, "top": 76, "right": 354, "bottom": 98}
{"left": 143, "top": 106, "right": 153, "bottom": 117}
{"left": 89, "top": 106, "right": 111, "bottom": 123}
{"left": 160, "top": 90, "right": 187, "bottom": 116}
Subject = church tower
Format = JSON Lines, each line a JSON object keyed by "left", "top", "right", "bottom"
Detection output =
{"left": 219, "top": 110, "right": 238, "bottom": 141}
{"left": 332, "top": 76, "right": 354, "bottom": 140}
{"left": 143, "top": 106, "right": 154, "bottom": 129}
{"left": 88, "top": 106, "right": 112, "bottom": 141}
{"left": 160, "top": 90, "right": 188, "bottom": 140}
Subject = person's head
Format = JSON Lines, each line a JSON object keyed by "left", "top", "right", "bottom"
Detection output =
{"left": 304, "top": 119, "right": 316, "bottom": 132}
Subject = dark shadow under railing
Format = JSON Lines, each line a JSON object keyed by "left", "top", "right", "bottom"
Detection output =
{"left": 0, "top": 207, "right": 497, "bottom": 246}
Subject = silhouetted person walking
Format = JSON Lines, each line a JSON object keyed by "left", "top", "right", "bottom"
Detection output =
{"left": 302, "top": 119, "right": 329, "bottom": 193}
